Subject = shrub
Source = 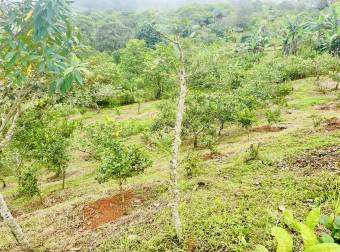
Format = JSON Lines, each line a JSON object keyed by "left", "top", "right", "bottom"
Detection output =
{"left": 0, "top": 151, "right": 11, "bottom": 188}
{"left": 183, "top": 93, "right": 218, "bottom": 148}
{"left": 151, "top": 100, "right": 176, "bottom": 133}
{"left": 84, "top": 122, "right": 152, "bottom": 200}
{"left": 18, "top": 165, "right": 41, "bottom": 198}
{"left": 142, "top": 131, "right": 173, "bottom": 153}
{"left": 238, "top": 108, "right": 257, "bottom": 132}
{"left": 202, "top": 129, "right": 219, "bottom": 154}
{"left": 266, "top": 109, "right": 282, "bottom": 125}
{"left": 311, "top": 114, "right": 324, "bottom": 128}
{"left": 182, "top": 152, "right": 203, "bottom": 178}
{"left": 13, "top": 104, "right": 76, "bottom": 189}
{"left": 96, "top": 141, "right": 151, "bottom": 201}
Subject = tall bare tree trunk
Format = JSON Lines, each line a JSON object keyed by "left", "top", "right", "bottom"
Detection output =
{"left": 0, "top": 193, "right": 31, "bottom": 251}
{"left": 167, "top": 36, "right": 187, "bottom": 240}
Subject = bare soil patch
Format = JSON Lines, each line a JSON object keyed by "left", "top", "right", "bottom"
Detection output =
{"left": 202, "top": 152, "right": 224, "bottom": 161}
{"left": 317, "top": 77, "right": 339, "bottom": 90}
{"left": 252, "top": 125, "right": 287, "bottom": 133}
{"left": 83, "top": 190, "right": 145, "bottom": 230}
{"left": 324, "top": 117, "right": 340, "bottom": 131}
{"left": 287, "top": 146, "right": 339, "bottom": 174}
{"left": 314, "top": 102, "right": 340, "bottom": 111}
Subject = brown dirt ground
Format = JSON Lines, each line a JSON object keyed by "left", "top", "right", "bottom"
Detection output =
{"left": 288, "top": 146, "right": 340, "bottom": 174}
{"left": 252, "top": 125, "right": 287, "bottom": 133}
{"left": 316, "top": 77, "right": 339, "bottom": 90}
{"left": 202, "top": 152, "right": 224, "bottom": 161}
{"left": 324, "top": 117, "right": 340, "bottom": 131}
{"left": 83, "top": 190, "right": 145, "bottom": 230}
{"left": 314, "top": 102, "right": 340, "bottom": 111}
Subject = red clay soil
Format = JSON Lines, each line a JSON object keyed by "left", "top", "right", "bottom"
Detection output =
{"left": 186, "top": 239, "right": 198, "bottom": 252}
{"left": 252, "top": 125, "right": 287, "bottom": 133}
{"left": 83, "top": 190, "right": 144, "bottom": 230}
{"left": 324, "top": 117, "right": 340, "bottom": 131}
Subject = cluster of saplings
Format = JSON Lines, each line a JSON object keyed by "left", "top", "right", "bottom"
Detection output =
{"left": 149, "top": 54, "right": 339, "bottom": 153}
{"left": 0, "top": 98, "right": 153, "bottom": 200}
{"left": 0, "top": 98, "right": 76, "bottom": 197}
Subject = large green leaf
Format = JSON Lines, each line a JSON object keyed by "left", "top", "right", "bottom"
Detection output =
{"left": 305, "top": 208, "right": 320, "bottom": 230}
{"left": 319, "top": 234, "right": 334, "bottom": 243}
{"left": 283, "top": 210, "right": 297, "bottom": 229}
{"left": 334, "top": 230, "right": 340, "bottom": 240}
{"left": 254, "top": 245, "right": 269, "bottom": 252}
{"left": 73, "top": 69, "right": 83, "bottom": 85}
{"left": 296, "top": 222, "right": 319, "bottom": 249}
{"left": 334, "top": 216, "right": 340, "bottom": 229}
{"left": 320, "top": 214, "right": 334, "bottom": 230}
{"left": 304, "top": 243, "right": 340, "bottom": 252}
{"left": 271, "top": 227, "right": 293, "bottom": 252}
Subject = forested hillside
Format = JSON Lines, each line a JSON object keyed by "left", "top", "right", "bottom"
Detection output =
{"left": 0, "top": 0, "right": 339, "bottom": 251}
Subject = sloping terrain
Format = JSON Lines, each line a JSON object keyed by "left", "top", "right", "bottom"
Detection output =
{"left": 0, "top": 78, "right": 339, "bottom": 252}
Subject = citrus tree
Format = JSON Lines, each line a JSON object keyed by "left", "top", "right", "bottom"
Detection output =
{"left": 96, "top": 142, "right": 151, "bottom": 202}
{"left": 84, "top": 122, "right": 151, "bottom": 202}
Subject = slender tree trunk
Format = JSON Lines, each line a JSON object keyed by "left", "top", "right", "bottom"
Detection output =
{"left": 193, "top": 134, "right": 198, "bottom": 148}
{"left": 218, "top": 122, "right": 224, "bottom": 136}
{"left": 137, "top": 102, "right": 141, "bottom": 114}
{"left": 0, "top": 108, "right": 21, "bottom": 150}
{"left": 168, "top": 38, "right": 187, "bottom": 241}
{"left": 61, "top": 167, "right": 66, "bottom": 190}
{"left": 119, "top": 178, "right": 124, "bottom": 203}
{"left": 0, "top": 193, "right": 32, "bottom": 251}
{"left": 0, "top": 177, "right": 6, "bottom": 188}
{"left": 0, "top": 84, "right": 33, "bottom": 152}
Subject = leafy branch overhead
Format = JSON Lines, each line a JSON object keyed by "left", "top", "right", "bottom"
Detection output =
{"left": 0, "top": 0, "right": 85, "bottom": 93}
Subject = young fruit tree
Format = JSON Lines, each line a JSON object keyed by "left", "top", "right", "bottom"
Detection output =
{"left": 96, "top": 141, "right": 151, "bottom": 203}
{"left": 83, "top": 123, "right": 151, "bottom": 202}
{"left": 0, "top": 0, "right": 85, "bottom": 248}
{"left": 184, "top": 93, "right": 217, "bottom": 148}
{"left": 12, "top": 107, "right": 76, "bottom": 190}
{"left": 237, "top": 107, "right": 257, "bottom": 139}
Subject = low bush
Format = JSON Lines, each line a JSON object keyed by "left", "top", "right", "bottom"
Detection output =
{"left": 18, "top": 164, "right": 41, "bottom": 198}
{"left": 182, "top": 152, "right": 203, "bottom": 178}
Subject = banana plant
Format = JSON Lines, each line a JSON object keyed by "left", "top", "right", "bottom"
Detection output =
{"left": 306, "top": 3, "right": 340, "bottom": 54}
{"left": 256, "top": 207, "right": 340, "bottom": 252}
{"left": 282, "top": 19, "right": 303, "bottom": 55}
{"left": 242, "top": 26, "right": 270, "bottom": 53}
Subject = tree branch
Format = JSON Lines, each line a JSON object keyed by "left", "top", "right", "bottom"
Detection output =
{"left": 0, "top": 106, "right": 20, "bottom": 149}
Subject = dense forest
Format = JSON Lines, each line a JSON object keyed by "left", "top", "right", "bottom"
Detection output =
{"left": 0, "top": 0, "right": 339, "bottom": 251}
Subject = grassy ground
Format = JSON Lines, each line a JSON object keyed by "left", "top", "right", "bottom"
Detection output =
{"left": 0, "top": 77, "right": 339, "bottom": 252}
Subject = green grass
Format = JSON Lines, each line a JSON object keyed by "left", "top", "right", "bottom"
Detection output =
{"left": 1, "top": 78, "right": 339, "bottom": 252}
{"left": 99, "top": 128, "right": 340, "bottom": 252}
{"left": 287, "top": 78, "right": 337, "bottom": 110}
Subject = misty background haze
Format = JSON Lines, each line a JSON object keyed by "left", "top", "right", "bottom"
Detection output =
{"left": 73, "top": 0, "right": 290, "bottom": 11}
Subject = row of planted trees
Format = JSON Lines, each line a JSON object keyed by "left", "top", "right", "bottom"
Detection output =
{"left": 0, "top": 0, "right": 340, "bottom": 251}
